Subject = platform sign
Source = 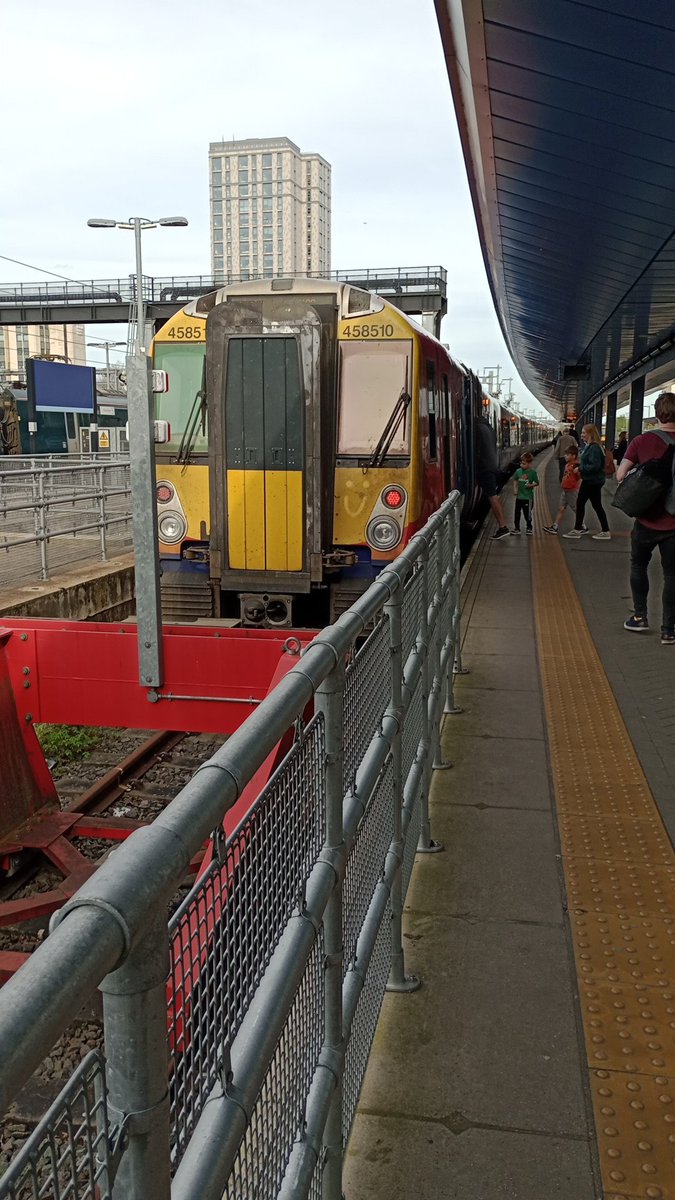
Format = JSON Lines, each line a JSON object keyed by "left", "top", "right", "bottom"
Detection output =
{"left": 27, "top": 360, "right": 96, "bottom": 413}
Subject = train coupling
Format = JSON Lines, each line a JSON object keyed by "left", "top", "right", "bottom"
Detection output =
{"left": 239, "top": 593, "right": 293, "bottom": 628}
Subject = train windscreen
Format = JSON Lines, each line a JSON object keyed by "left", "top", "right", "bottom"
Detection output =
{"left": 338, "top": 340, "right": 412, "bottom": 458}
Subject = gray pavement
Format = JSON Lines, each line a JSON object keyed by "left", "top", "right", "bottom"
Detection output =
{"left": 344, "top": 473, "right": 601, "bottom": 1199}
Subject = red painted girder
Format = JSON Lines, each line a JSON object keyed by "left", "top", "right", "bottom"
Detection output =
{"left": 0, "top": 621, "right": 315, "bottom": 736}
{"left": 0, "top": 952, "right": 30, "bottom": 984}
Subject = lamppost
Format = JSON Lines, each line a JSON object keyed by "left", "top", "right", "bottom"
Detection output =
{"left": 86, "top": 338, "right": 126, "bottom": 392}
{"left": 87, "top": 215, "right": 188, "bottom": 690}
{"left": 86, "top": 216, "right": 188, "bottom": 353}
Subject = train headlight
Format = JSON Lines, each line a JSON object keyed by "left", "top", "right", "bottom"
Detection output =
{"left": 366, "top": 515, "right": 401, "bottom": 551}
{"left": 158, "top": 512, "right": 187, "bottom": 544}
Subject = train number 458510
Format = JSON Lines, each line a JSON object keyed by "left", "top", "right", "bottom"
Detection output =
{"left": 341, "top": 323, "right": 395, "bottom": 339}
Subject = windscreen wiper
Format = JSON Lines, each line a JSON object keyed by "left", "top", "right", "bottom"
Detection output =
{"left": 176, "top": 359, "right": 207, "bottom": 465}
{"left": 364, "top": 357, "right": 411, "bottom": 470}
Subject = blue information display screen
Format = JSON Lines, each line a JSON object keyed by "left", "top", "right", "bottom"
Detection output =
{"left": 30, "top": 360, "right": 96, "bottom": 413}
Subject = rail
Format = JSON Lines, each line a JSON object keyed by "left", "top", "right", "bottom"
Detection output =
{"left": 0, "top": 459, "right": 132, "bottom": 587}
{"left": 0, "top": 490, "right": 463, "bottom": 1200}
{"left": 0, "top": 266, "right": 448, "bottom": 309}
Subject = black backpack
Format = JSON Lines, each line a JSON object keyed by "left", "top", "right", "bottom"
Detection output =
{"left": 611, "top": 431, "right": 675, "bottom": 518}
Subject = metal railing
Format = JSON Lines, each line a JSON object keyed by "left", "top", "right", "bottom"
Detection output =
{"left": 0, "top": 267, "right": 448, "bottom": 309}
{"left": 0, "top": 458, "right": 132, "bottom": 586}
{"left": 0, "top": 491, "right": 463, "bottom": 1200}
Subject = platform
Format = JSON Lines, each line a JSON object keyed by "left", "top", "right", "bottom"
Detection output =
{"left": 344, "top": 449, "right": 675, "bottom": 1199}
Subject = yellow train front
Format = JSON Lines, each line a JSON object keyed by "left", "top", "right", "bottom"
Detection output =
{"left": 155, "top": 278, "right": 456, "bottom": 626}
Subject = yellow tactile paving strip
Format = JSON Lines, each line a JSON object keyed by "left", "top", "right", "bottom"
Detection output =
{"left": 530, "top": 487, "right": 675, "bottom": 1198}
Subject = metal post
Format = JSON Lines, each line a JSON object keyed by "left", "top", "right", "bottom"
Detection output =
{"left": 26, "top": 357, "right": 38, "bottom": 455}
{"left": 628, "top": 375, "right": 645, "bottom": 442}
{"left": 605, "top": 390, "right": 618, "bottom": 451}
{"left": 134, "top": 218, "right": 146, "bottom": 355}
{"left": 386, "top": 578, "right": 420, "bottom": 994}
{"left": 101, "top": 916, "right": 171, "bottom": 1200}
{"left": 432, "top": 527, "right": 452, "bottom": 771}
{"left": 453, "top": 503, "right": 469, "bottom": 678}
{"left": 127, "top": 353, "right": 163, "bottom": 686}
{"left": 315, "top": 661, "right": 346, "bottom": 1200}
{"left": 417, "top": 541, "right": 442, "bottom": 854}
{"left": 98, "top": 465, "right": 107, "bottom": 560}
{"left": 36, "top": 470, "right": 48, "bottom": 580}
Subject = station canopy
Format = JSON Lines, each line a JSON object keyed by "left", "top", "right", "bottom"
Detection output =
{"left": 435, "top": 0, "right": 675, "bottom": 421}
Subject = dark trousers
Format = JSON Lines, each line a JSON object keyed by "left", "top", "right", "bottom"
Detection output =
{"left": 630, "top": 523, "right": 675, "bottom": 630}
{"left": 574, "top": 481, "right": 608, "bottom": 531}
{"left": 514, "top": 499, "right": 532, "bottom": 529}
{"left": 557, "top": 457, "right": 565, "bottom": 482}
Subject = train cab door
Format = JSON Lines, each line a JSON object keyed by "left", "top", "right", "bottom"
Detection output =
{"left": 222, "top": 334, "right": 306, "bottom": 573}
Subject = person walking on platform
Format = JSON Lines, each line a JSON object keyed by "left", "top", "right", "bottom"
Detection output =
{"left": 475, "top": 414, "right": 509, "bottom": 540}
{"left": 617, "top": 391, "right": 675, "bottom": 643}
{"left": 613, "top": 430, "right": 628, "bottom": 464}
{"left": 556, "top": 425, "right": 578, "bottom": 482}
{"left": 511, "top": 452, "right": 539, "bottom": 535}
{"left": 562, "top": 424, "right": 611, "bottom": 540}
{"left": 544, "top": 446, "right": 581, "bottom": 534}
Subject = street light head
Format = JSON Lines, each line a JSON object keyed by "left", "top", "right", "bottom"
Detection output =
{"left": 158, "top": 216, "right": 188, "bottom": 227}
{"left": 87, "top": 219, "right": 117, "bottom": 228}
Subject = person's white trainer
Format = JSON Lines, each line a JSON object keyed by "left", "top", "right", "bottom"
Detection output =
{"left": 562, "top": 530, "right": 583, "bottom": 538}
{"left": 592, "top": 531, "right": 611, "bottom": 540}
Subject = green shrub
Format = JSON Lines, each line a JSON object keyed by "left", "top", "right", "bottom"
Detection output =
{"left": 36, "top": 725, "right": 100, "bottom": 766}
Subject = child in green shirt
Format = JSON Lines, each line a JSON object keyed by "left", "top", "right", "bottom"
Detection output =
{"left": 511, "top": 453, "right": 539, "bottom": 536}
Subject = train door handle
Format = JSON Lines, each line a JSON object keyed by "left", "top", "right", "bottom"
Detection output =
{"left": 271, "top": 447, "right": 282, "bottom": 464}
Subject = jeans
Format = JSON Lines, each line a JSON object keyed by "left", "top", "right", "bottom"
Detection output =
{"left": 514, "top": 499, "right": 532, "bottom": 529}
{"left": 574, "top": 481, "right": 608, "bottom": 531}
{"left": 630, "top": 523, "right": 675, "bottom": 631}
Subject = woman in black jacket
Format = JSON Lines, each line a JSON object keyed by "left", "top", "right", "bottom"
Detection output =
{"left": 563, "top": 425, "right": 611, "bottom": 539}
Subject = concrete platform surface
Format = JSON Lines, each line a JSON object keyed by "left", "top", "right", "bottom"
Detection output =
{"left": 344, "top": 470, "right": 601, "bottom": 1198}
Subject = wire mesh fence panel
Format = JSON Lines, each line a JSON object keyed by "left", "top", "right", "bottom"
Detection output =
{"left": 427, "top": 531, "right": 440, "bottom": 599}
{"left": 402, "top": 782, "right": 423, "bottom": 901}
{"left": 343, "top": 614, "right": 390, "bottom": 792}
{"left": 439, "top": 518, "right": 452, "bottom": 575}
{"left": 342, "top": 758, "right": 393, "bottom": 972}
{"left": 168, "top": 716, "right": 325, "bottom": 1164}
{"left": 342, "top": 902, "right": 392, "bottom": 1142}
{"left": 223, "top": 934, "right": 325, "bottom": 1200}
{"left": 0, "top": 1052, "right": 112, "bottom": 1200}
{"left": 402, "top": 672, "right": 424, "bottom": 788}
{"left": 401, "top": 565, "right": 424, "bottom": 665}
{"left": 308, "top": 1153, "right": 324, "bottom": 1200}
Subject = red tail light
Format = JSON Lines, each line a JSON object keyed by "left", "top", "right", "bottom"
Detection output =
{"left": 156, "top": 482, "right": 175, "bottom": 504}
{"left": 382, "top": 486, "right": 404, "bottom": 509}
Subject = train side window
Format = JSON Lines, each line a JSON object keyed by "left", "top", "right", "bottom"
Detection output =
{"left": 426, "top": 361, "right": 437, "bottom": 461}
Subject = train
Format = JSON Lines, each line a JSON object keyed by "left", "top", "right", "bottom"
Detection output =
{"left": 152, "top": 278, "right": 551, "bottom": 625}
{"left": 0, "top": 386, "right": 128, "bottom": 456}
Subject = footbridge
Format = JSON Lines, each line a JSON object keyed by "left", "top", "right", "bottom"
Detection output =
{"left": 0, "top": 266, "right": 447, "bottom": 338}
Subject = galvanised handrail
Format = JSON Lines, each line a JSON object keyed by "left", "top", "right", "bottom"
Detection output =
{"left": 0, "top": 491, "right": 463, "bottom": 1200}
{"left": 0, "top": 459, "right": 131, "bottom": 581}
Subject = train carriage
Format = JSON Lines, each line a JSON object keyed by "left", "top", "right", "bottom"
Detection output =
{"left": 153, "top": 278, "right": 550, "bottom": 625}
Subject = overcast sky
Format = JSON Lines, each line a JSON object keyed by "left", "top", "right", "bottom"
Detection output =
{"left": 2, "top": 0, "right": 547, "bottom": 415}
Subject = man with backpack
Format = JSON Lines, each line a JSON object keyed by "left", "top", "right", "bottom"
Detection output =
{"left": 616, "top": 391, "right": 675, "bottom": 643}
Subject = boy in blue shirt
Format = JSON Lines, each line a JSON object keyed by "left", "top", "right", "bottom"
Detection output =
{"left": 511, "top": 453, "right": 539, "bottom": 535}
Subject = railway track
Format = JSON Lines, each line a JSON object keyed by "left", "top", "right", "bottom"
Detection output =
{"left": 0, "top": 726, "right": 226, "bottom": 1172}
